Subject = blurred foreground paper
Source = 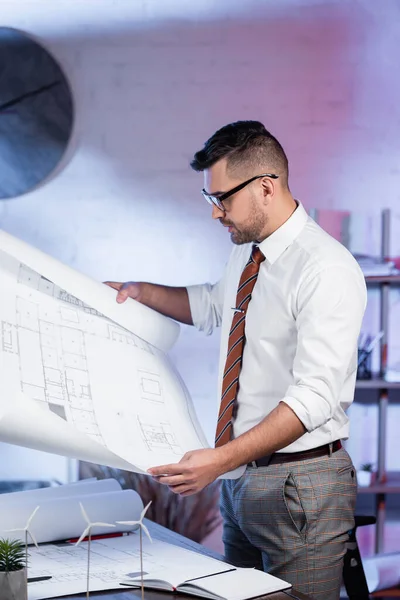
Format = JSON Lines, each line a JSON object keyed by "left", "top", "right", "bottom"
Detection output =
{"left": 0, "top": 230, "right": 211, "bottom": 473}
{"left": 363, "top": 552, "right": 400, "bottom": 593}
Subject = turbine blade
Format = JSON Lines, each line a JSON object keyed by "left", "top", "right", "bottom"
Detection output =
{"left": 140, "top": 501, "right": 152, "bottom": 521}
{"left": 75, "top": 526, "right": 91, "bottom": 546}
{"left": 92, "top": 522, "right": 116, "bottom": 529}
{"left": 26, "top": 506, "right": 40, "bottom": 528}
{"left": 28, "top": 529, "right": 39, "bottom": 549}
{"left": 79, "top": 502, "right": 91, "bottom": 525}
{"left": 116, "top": 521, "right": 138, "bottom": 526}
{"left": 141, "top": 524, "right": 152, "bottom": 543}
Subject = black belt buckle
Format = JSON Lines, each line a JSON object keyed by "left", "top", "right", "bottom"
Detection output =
{"left": 248, "top": 455, "right": 272, "bottom": 468}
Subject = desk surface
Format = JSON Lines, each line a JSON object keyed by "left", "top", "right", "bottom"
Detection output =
{"left": 49, "top": 520, "right": 310, "bottom": 600}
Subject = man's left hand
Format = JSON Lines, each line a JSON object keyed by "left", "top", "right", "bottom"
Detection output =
{"left": 148, "top": 448, "right": 225, "bottom": 496}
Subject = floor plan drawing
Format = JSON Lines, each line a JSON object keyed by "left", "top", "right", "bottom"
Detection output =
{"left": 138, "top": 370, "right": 163, "bottom": 402}
{"left": 0, "top": 230, "right": 212, "bottom": 474}
{"left": 1, "top": 320, "right": 18, "bottom": 354}
{"left": 4, "top": 262, "right": 174, "bottom": 453}
{"left": 10, "top": 264, "right": 118, "bottom": 445}
{"left": 137, "top": 416, "right": 182, "bottom": 455}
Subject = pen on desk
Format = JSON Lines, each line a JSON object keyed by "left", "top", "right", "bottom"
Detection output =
{"left": 65, "top": 532, "right": 127, "bottom": 543}
{"left": 185, "top": 568, "right": 237, "bottom": 583}
{"left": 28, "top": 576, "right": 52, "bottom": 583}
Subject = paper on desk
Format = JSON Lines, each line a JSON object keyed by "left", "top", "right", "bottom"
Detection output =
{"left": 0, "top": 230, "right": 214, "bottom": 473}
{"left": 0, "top": 488, "right": 143, "bottom": 544}
{"left": 27, "top": 533, "right": 232, "bottom": 600}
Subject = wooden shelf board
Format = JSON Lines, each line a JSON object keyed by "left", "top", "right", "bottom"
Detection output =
{"left": 371, "top": 588, "right": 400, "bottom": 597}
{"left": 365, "top": 274, "right": 400, "bottom": 283}
{"left": 356, "top": 378, "right": 400, "bottom": 389}
{"left": 358, "top": 484, "right": 400, "bottom": 494}
{"left": 358, "top": 473, "right": 400, "bottom": 494}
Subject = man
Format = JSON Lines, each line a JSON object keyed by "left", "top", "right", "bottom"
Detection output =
{"left": 106, "top": 121, "right": 367, "bottom": 600}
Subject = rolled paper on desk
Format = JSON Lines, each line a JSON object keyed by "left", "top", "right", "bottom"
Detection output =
{"left": 0, "top": 487, "right": 143, "bottom": 545}
{"left": 0, "top": 478, "right": 120, "bottom": 504}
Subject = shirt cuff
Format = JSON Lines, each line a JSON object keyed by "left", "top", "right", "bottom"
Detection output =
{"left": 186, "top": 283, "right": 214, "bottom": 334}
{"left": 281, "top": 386, "right": 333, "bottom": 432}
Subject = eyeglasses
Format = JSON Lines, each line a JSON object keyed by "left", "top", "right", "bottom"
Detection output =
{"left": 201, "top": 173, "right": 279, "bottom": 211}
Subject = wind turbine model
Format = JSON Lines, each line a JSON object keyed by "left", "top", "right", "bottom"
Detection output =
{"left": 75, "top": 502, "right": 116, "bottom": 599}
{"left": 6, "top": 505, "right": 40, "bottom": 583}
{"left": 117, "top": 501, "right": 152, "bottom": 600}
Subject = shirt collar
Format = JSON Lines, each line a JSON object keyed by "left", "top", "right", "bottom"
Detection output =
{"left": 257, "top": 202, "right": 308, "bottom": 265}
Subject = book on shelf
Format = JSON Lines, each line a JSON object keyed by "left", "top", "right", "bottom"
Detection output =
{"left": 0, "top": 479, "right": 291, "bottom": 600}
{"left": 308, "top": 208, "right": 400, "bottom": 276}
{"left": 354, "top": 254, "right": 398, "bottom": 277}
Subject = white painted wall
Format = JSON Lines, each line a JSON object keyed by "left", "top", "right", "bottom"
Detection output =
{"left": 0, "top": 0, "right": 399, "bottom": 481}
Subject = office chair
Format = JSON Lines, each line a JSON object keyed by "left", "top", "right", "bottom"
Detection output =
{"left": 343, "top": 515, "right": 377, "bottom": 600}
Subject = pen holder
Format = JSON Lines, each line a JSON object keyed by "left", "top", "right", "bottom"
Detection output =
{"left": 0, "top": 568, "right": 27, "bottom": 600}
{"left": 357, "top": 349, "right": 372, "bottom": 380}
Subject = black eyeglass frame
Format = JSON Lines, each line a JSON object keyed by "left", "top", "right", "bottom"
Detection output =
{"left": 201, "top": 173, "right": 279, "bottom": 211}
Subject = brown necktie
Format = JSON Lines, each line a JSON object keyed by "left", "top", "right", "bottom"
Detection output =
{"left": 215, "top": 245, "right": 265, "bottom": 447}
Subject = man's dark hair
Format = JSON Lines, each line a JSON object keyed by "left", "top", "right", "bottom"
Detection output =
{"left": 190, "top": 120, "right": 289, "bottom": 188}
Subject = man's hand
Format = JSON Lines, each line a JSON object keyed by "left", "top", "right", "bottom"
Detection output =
{"left": 148, "top": 448, "right": 226, "bottom": 496}
{"left": 103, "top": 281, "right": 193, "bottom": 324}
{"left": 103, "top": 281, "right": 142, "bottom": 304}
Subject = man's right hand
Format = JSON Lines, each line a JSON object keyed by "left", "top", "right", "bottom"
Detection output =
{"left": 103, "top": 281, "right": 143, "bottom": 304}
{"left": 103, "top": 280, "right": 193, "bottom": 325}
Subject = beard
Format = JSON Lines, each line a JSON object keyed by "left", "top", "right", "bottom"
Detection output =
{"left": 230, "top": 226, "right": 258, "bottom": 245}
{"left": 222, "top": 201, "right": 268, "bottom": 245}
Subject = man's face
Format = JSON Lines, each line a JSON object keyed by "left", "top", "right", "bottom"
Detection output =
{"left": 203, "top": 159, "right": 268, "bottom": 245}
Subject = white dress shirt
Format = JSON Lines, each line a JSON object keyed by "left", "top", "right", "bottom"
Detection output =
{"left": 187, "top": 202, "right": 367, "bottom": 452}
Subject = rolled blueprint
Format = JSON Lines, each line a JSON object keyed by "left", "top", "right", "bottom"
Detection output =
{"left": 0, "top": 229, "right": 211, "bottom": 474}
{"left": 0, "top": 488, "right": 143, "bottom": 544}
{"left": 0, "top": 477, "right": 121, "bottom": 504}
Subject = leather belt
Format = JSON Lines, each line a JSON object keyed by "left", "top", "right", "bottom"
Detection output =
{"left": 247, "top": 440, "right": 342, "bottom": 468}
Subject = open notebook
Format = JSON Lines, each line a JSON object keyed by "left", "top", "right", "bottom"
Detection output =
{"left": 121, "top": 566, "right": 292, "bottom": 600}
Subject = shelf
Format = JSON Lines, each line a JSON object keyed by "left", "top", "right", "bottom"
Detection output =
{"left": 365, "top": 274, "right": 400, "bottom": 284}
{"left": 356, "top": 378, "right": 400, "bottom": 389}
{"left": 358, "top": 473, "right": 400, "bottom": 494}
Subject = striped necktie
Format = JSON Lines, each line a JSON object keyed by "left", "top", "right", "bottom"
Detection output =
{"left": 215, "top": 245, "right": 265, "bottom": 447}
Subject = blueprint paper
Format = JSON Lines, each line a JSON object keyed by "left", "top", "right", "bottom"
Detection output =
{"left": 0, "top": 230, "right": 210, "bottom": 473}
{"left": 0, "top": 230, "right": 246, "bottom": 478}
{"left": 0, "top": 391, "right": 148, "bottom": 472}
{"left": 0, "top": 488, "right": 143, "bottom": 545}
{"left": 0, "top": 230, "right": 179, "bottom": 352}
{"left": 27, "top": 533, "right": 231, "bottom": 600}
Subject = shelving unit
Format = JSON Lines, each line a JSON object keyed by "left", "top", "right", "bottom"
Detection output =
{"left": 356, "top": 378, "right": 400, "bottom": 390}
{"left": 356, "top": 209, "right": 400, "bottom": 553}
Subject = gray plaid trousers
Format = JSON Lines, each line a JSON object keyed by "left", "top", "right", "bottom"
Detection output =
{"left": 220, "top": 448, "right": 357, "bottom": 600}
